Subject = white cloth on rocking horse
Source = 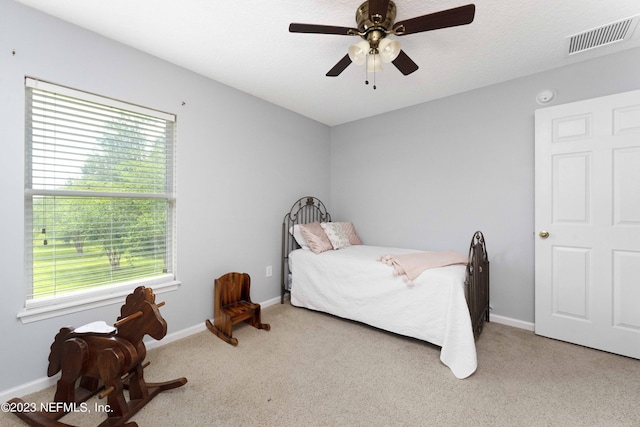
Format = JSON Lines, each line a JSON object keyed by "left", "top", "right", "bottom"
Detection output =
{"left": 73, "top": 320, "right": 116, "bottom": 334}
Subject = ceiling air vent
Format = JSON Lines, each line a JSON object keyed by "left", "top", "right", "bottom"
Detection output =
{"left": 566, "top": 15, "right": 639, "bottom": 55}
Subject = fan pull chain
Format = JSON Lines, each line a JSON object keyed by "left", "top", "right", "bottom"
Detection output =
{"left": 363, "top": 54, "right": 377, "bottom": 90}
{"left": 364, "top": 55, "right": 369, "bottom": 87}
{"left": 373, "top": 55, "right": 377, "bottom": 90}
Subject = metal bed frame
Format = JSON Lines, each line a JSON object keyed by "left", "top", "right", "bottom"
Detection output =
{"left": 281, "top": 196, "right": 490, "bottom": 340}
{"left": 281, "top": 197, "right": 330, "bottom": 304}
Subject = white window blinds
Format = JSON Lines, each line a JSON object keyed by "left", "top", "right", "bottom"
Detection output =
{"left": 24, "top": 78, "right": 176, "bottom": 303}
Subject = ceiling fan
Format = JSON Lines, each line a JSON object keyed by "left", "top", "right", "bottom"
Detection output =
{"left": 289, "top": 1, "right": 475, "bottom": 79}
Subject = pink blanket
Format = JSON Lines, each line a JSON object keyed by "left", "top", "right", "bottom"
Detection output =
{"left": 378, "top": 251, "right": 468, "bottom": 286}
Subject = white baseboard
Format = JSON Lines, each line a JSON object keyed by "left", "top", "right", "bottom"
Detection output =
{"left": 0, "top": 376, "right": 58, "bottom": 405}
{"left": 490, "top": 313, "right": 535, "bottom": 331}
{"left": 144, "top": 322, "right": 206, "bottom": 351}
{"left": 1, "top": 295, "right": 286, "bottom": 403}
{"left": 260, "top": 295, "right": 282, "bottom": 309}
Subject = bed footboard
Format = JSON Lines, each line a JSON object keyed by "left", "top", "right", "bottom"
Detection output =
{"left": 465, "top": 231, "right": 490, "bottom": 340}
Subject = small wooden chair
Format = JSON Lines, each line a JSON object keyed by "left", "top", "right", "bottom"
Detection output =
{"left": 205, "top": 272, "right": 270, "bottom": 346}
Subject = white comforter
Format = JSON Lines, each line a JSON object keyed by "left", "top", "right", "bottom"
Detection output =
{"left": 289, "top": 245, "right": 477, "bottom": 379}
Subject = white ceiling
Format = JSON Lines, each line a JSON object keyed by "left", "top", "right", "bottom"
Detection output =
{"left": 14, "top": 0, "right": 640, "bottom": 126}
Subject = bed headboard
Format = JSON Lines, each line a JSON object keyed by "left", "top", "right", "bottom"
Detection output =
{"left": 281, "top": 196, "right": 331, "bottom": 303}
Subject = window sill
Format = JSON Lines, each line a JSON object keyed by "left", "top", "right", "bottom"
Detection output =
{"left": 17, "top": 277, "right": 181, "bottom": 324}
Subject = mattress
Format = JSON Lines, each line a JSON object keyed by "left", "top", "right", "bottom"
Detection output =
{"left": 289, "top": 244, "right": 477, "bottom": 379}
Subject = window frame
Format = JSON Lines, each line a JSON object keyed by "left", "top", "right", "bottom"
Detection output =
{"left": 19, "top": 78, "right": 179, "bottom": 323}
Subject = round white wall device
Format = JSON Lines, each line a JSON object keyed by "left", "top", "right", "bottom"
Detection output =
{"left": 536, "top": 89, "right": 556, "bottom": 105}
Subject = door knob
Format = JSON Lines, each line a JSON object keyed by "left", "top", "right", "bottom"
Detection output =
{"left": 539, "top": 231, "right": 550, "bottom": 239}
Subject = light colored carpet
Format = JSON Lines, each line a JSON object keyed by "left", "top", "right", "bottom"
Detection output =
{"left": 3, "top": 302, "right": 639, "bottom": 426}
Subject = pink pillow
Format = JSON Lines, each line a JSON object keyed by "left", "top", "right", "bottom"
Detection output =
{"left": 342, "top": 222, "right": 362, "bottom": 245}
{"left": 299, "top": 222, "right": 333, "bottom": 254}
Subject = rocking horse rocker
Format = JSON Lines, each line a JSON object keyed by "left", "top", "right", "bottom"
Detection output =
{"left": 9, "top": 286, "right": 187, "bottom": 427}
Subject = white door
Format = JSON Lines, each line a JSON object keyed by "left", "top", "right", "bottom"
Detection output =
{"left": 535, "top": 89, "right": 640, "bottom": 359}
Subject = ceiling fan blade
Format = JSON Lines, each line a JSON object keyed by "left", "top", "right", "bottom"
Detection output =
{"left": 289, "top": 23, "right": 359, "bottom": 36}
{"left": 326, "top": 54, "right": 352, "bottom": 77}
{"left": 393, "top": 4, "right": 475, "bottom": 36}
{"left": 392, "top": 50, "right": 419, "bottom": 75}
{"left": 368, "top": 0, "right": 390, "bottom": 24}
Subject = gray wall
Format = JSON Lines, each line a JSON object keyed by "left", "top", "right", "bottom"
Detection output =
{"left": 329, "top": 46, "right": 640, "bottom": 323}
{"left": 0, "top": 0, "right": 330, "bottom": 392}
{"left": 2, "top": 0, "right": 640, "bottom": 395}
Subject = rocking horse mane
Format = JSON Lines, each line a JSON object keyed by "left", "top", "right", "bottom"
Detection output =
{"left": 117, "top": 285, "right": 167, "bottom": 342}
{"left": 119, "top": 286, "right": 154, "bottom": 319}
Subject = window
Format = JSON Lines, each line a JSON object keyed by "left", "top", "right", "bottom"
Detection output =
{"left": 20, "top": 78, "right": 178, "bottom": 322}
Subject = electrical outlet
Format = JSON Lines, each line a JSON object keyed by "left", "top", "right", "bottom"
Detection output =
{"left": 266, "top": 265, "right": 272, "bottom": 277}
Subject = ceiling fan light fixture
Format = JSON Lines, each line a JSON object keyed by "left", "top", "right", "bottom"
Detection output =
{"left": 378, "top": 38, "right": 401, "bottom": 63}
{"left": 290, "top": 1, "right": 476, "bottom": 79}
{"left": 348, "top": 40, "right": 370, "bottom": 65}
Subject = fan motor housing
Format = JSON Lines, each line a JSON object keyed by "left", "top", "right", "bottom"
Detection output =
{"left": 355, "top": 0, "right": 397, "bottom": 34}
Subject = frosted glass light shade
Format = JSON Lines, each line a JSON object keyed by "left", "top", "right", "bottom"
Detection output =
{"left": 379, "top": 38, "right": 401, "bottom": 63}
{"left": 348, "top": 40, "right": 370, "bottom": 65}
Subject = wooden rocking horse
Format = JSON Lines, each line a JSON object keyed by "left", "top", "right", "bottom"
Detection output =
{"left": 9, "top": 286, "right": 187, "bottom": 427}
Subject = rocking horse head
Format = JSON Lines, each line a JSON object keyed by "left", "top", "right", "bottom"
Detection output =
{"left": 115, "top": 286, "right": 167, "bottom": 343}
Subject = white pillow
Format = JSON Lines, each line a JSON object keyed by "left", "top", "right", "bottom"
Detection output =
{"left": 289, "top": 225, "right": 310, "bottom": 250}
